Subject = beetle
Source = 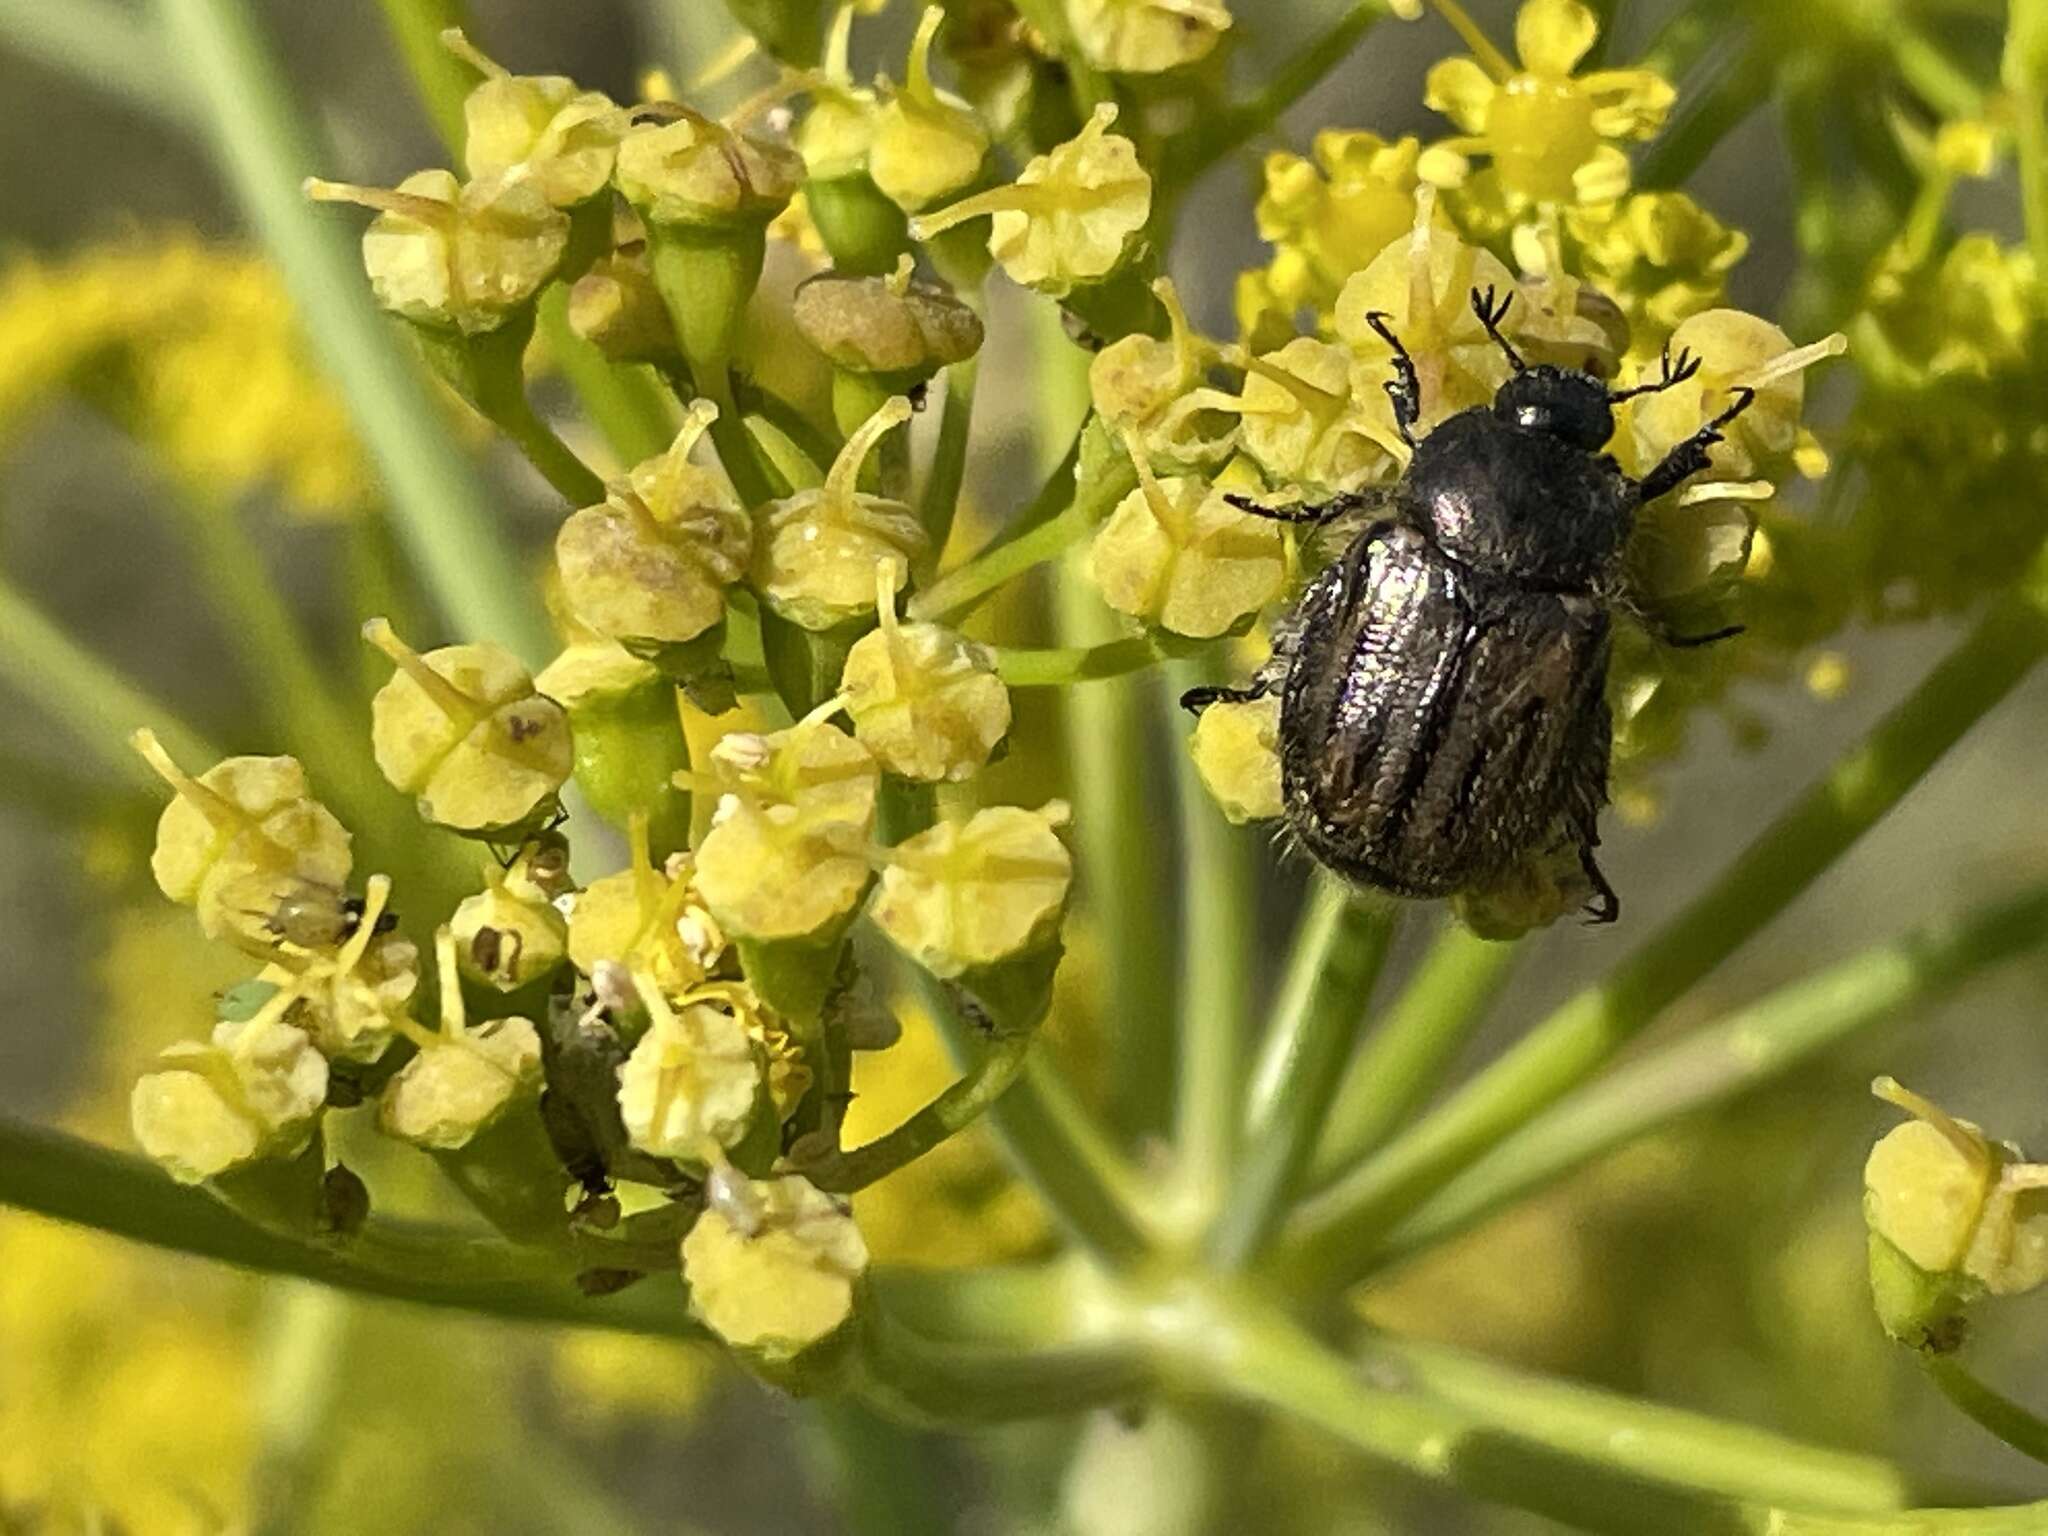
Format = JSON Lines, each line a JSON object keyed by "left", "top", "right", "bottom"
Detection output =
{"left": 1183, "top": 288, "right": 1756, "bottom": 923}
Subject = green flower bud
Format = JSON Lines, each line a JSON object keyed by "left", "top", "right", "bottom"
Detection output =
{"left": 304, "top": 168, "right": 569, "bottom": 335}
{"left": 682, "top": 1168, "right": 869, "bottom": 1367}
{"left": 131, "top": 991, "right": 328, "bottom": 1185}
{"left": 841, "top": 562, "right": 1010, "bottom": 781}
{"left": 614, "top": 107, "right": 805, "bottom": 230}
{"left": 1864, "top": 1077, "right": 2048, "bottom": 1299}
{"left": 556, "top": 402, "right": 753, "bottom": 652}
{"left": 754, "top": 396, "right": 930, "bottom": 630}
{"left": 792, "top": 261, "right": 984, "bottom": 384}
{"left": 869, "top": 8, "right": 991, "bottom": 214}
{"left": 1087, "top": 444, "right": 1287, "bottom": 639}
{"left": 690, "top": 712, "right": 879, "bottom": 943}
{"left": 380, "top": 927, "right": 543, "bottom": 1150}
{"left": 909, "top": 104, "right": 1152, "bottom": 298}
{"left": 450, "top": 847, "right": 570, "bottom": 992}
{"left": 364, "top": 617, "right": 573, "bottom": 838}
{"left": 566, "top": 811, "right": 727, "bottom": 994}
{"left": 615, "top": 972, "right": 765, "bottom": 1161}
{"left": 1189, "top": 693, "right": 1282, "bottom": 823}
{"left": 536, "top": 643, "right": 694, "bottom": 858}
{"left": 870, "top": 801, "right": 1071, "bottom": 1032}
{"left": 1066, "top": 0, "right": 1233, "bottom": 75}
{"left": 132, "top": 729, "right": 352, "bottom": 949}
{"left": 442, "top": 29, "right": 627, "bottom": 208}
{"left": 795, "top": 5, "right": 881, "bottom": 182}
{"left": 568, "top": 249, "right": 679, "bottom": 364}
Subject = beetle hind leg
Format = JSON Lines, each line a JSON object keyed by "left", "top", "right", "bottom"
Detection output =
{"left": 1577, "top": 838, "right": 1620, "bottom": 925}
{"left": 1180, "top": 675, "right": 1277, "bottom": 717}
{"left": 1637, "top": 386, "right": 1759, "bottom": 503}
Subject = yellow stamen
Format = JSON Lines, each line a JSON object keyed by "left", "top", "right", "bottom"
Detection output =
{"left": 827, "top": 396, "right": 915, "bottom": 506}
{"left": 130, "top": 729, "right": 258, "bottom": 838}
{"left": 362, "top": 618, "right": 483, "bottom": 729}
{"left": 302, "top": 178, "right": 453, "bottom": 226}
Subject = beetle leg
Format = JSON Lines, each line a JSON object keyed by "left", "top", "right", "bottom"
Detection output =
{"left": 1659, "top": 621, "right": 1745, "bottom": 649}
{"left": 1179, "top": 676, "right": 1277, "bottom": 716}
{"left": 1577, "top": 838, "right": 1621, "bottom": 925}
{"left": 1636, "top": 385, "right": 1758, "bottom": 503}
{"left": 1608, "top": 343, "right": 1704, "bottom": 403}
{"left": 1224, "top": 491, "right": 1358, "bottom": 526}
{"left": 1469, "top": 285, "right": 1525, "bottom": 372}
{"left": 1361, "top": 311, "right": 1422, "bottom": 447}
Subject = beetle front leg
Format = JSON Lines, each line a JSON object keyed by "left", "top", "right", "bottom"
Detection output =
{"left": 1361, "top": 310, "right": 1422, "bottom": 448}
{"left": 1578, "top": 837, "right": 1620, "bottom": 925}
{"left": 1179, "top": 675, "right": 1277, "bottom": 717}
{"left": 1636, "top": 386, "right": 1757, "bottom": 503}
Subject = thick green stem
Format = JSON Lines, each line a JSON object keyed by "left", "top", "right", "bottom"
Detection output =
{"left": 1206, "top": 879, "right": 1396, "bottom": 1270}
{"left": 158, "top": 0, "right": 553, "bottom": 663}
{"left": 0, "top": 0, "right": 194, "bottom": 122}
{"left": 1376, "top": 880, "right": 2048, "bottom": 1264}
{"left": 1310, "top": 923, "right": 1519, "bottom": 1186}
{"left": 996, "top": 637, "right": 1163, "bottom": 687}
{"left": 918, "top": 357, "right": 979, "bottom": 559}
{"left": 1282, "top": 592, "right": 2048, "bottom": 1292}
{"left": 0, "top": 574, "right": 219, "bottom": 783}
{"left": 800, "top": 1029, "right": 1036, "bottom": 1192}
{"left": 1923, "top": 1355, "right": 2048, "bottom": 1469}
{"left": 861, "top": 1300, "right": 1151, "bottom": 1424}
{"left": 1168, "top": 657, "right": 1260, "bottom": 1220}
{"left": 2006, "top": 0, "right": 2048, "bottom": 273}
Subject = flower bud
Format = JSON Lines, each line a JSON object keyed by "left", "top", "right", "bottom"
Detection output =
{"left": 451, "top": 848, "right": 571, "bottom": 992}
{"left": 557, "top": 402, "right": 753, "bottom": 653}
{"left": 796, "top": 5, "right": 881, "bottom": 182}
{"left": 615, "top": 972, "right": 765, "bottom": 1160}
{"left": 1255, "top": 131, "right": 1421, "bottom": 315}
{"left": 380, "top": 927, "right": 543, "bottom": 1149}
{"left": 132, "top": 729, "right": 352, "bottom": 948}
{"left": 1227, "top": 338, "right": 1405, "bottom": 494}
{"left": 1088, "top": 443, "right": 1288, "bottom": 639}
{"left": 131, "top": 993, "right": 327, "bottom": 1185}
{"left": 1629, "top": 312, "right": 1847, "bottom": 487}
{"left": 364, "top": 617, "right": 573, "bottom": 838}
{"left": 568, "top": 249, "right": 679, "bottom": 364}
{"left": 909, "top": 104, "right": 1152, "bottom": 298}
{"left": 870, "top": 801, "right": 1071, "bottom": 1032}
{"left": 1626, "top": 481, "right": 1765, "bottom": 605}
{"left": 442, "top": 29, "right": 626, "bottom": 208}
{"left": 691, "top": 712, "right": 880, "bottom": 944}
{"left": 536, "top": 643, "right": 695, "bottom": 857}
{"left": 753, "top": 396, "right": 930, "bottom": 630}
{"left": 304, "top": 168, "right": 569, "bottom": 335}
{"left": 1864, "top": 1077, "right": 2048, "bottom": 1299}
{"left": 869, "top": 8, "right": 991, "bottom": 214}
{"left": 1189, "top": 693, "right": 1282, "bottom": 823}
{"left": 614, "top": 107, "right": 805, "bottom": 231}
{"left": 1089, "top": 277, "right": 1236, "bottom": 468}
{"left": 1066, "top": 0, "right": 1232, "bottom": 75}
{"left": 792, "top": 262, "right": 984, "bottom": 384}
{"left": 841, "top": 561, "right": 1010, "bottom": 781}
{"left": 567, "top": 811, "right": 727, "bottom": 993}
{"left": 681, "top": 1169, "right": 869, "bottom": 1365}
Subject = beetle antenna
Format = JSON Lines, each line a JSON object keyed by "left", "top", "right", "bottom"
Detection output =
{"left": 1609, "top": 344, "right": 1704, "bottom": 403}
{"left": 1470, "top": 286, "right": 1524, "bottom": 372}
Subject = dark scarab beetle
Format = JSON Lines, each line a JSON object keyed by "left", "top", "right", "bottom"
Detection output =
{"left": 1184, "top": 288, "right": 1756, "bottom": 923}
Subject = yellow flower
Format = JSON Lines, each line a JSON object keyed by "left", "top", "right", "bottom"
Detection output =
{"left": 1255, "top": 131, "right": 1423, "bottom": 316}
{"left": 1421, "top": 0, "right": 1673, "bottom": 206}
{"left": 442, "top": 28, "right": 626, "bottom": 207}
{"left": 682, "top": 1169, "right": 869, "bottom": 1361}
{"left": 1566, "top": 192, "right": 1750, "bottom": 356}
{"left": 449, "top": 847, "right": 570, "bottom": 992}
{"left": 841, "top": 561, "right": 1012, "bottom": 782}
{"left": 1065, "top": 0, "right": 1232, "bottom": 75}
{"left": 1189, "top": 693, "right": 1282, "bottom": 823}
{"left": 256, "top": 875, "right": 419, "bottom": 1064}
{"left": 1225, "top": 337, "right": 1405, "bottom": 494}
{"left": 910, "top": 104, "right": 1152, "bottom": 297}
{"left": 613, "top": 107, "right": 805, "bottom": 229}
{"left": 380, "top": 928, "right": 542, "bottom": 1150}
{"left": 615, "top": 973, "right": 764, "bottom": 1160}
{"left": 130, "top": 992, "right": 328, "bottom": 1184}
{"left": 1088, "top": 447, "right": 1288, "bottom": 639}
{"left": 870, "top": 802, "right": 1073, "bottom": 980}
{"left": 869, "top": 7, "right": 991, "bottom": 213}
{"left": 1090, "top": 276, "right": 1238, "bottom": 466}
{"left": 566, "top": 811, "right": 725, "bottom": 991}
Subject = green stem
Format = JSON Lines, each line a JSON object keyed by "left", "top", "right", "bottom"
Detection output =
{"left": 1635, "top": 0, "right": 1725, "bottom": 80}
{"left": 918, "top": 357, "right": 978, "bottom": 559}
{"left": 800, "top": 1401, "right": 951, "bottom": 1536}
{"left": 734, "top": 379, "right": 841, "bottom": 479}
{"left": 0, "top": 573, "right": 219, "bottom": 782}
{"left": 861, "top": 1297, "right": 1150, "bottom": 1424}
{"left": 1892, "top": 23, "right": 1989, "bottom": 122}
{"left": 484, "top": 389, "right": 606, "bottom": 506}
{"left": 995, "top": 637, "right": 1162, "bottom": 687}
{"left": 1169, "top": 656, "right": 1259, "bottom": 1220}
{"left": 1309, "top": 924, "right": 1519, "bottom": 1186}
{"left": 694, "top": 364, "right": 781, "bottom": 511}
{"left": 249, "top": 1284, "right": 353, "bottom": 1536}
{"left": 800, "top": 1029, "right": 1036, "bottom": 1192}
{"left": 1376, "top": 880, "right": 2048, "bottom": 1265}
{"left": 1280, "top": 591, "right": 2048, "bottom": 1292}
{"left": 0, "top": 0, "right": 194, "bottom": 122}
{"left": 538, "top": 287, "right": 678, "bottom": 469}
{"left": 1923, "top": 1355, "right": 2048, "bottom": 1469}
{"left": 1206, "top": 879, "right": 1396, "bottom": 1270}
{"left": 1147, "top": 1282, "right": 1906, "bottom": 1534}
{"left": 2005, "top": 0, "right": 2048, "bottom": 273}
{"left": 1749, "top": 1503, "right": 2048, "bottom": 1535}
{"left": 367, "top": 0, "right": 470, "bottom": 149}
{"left": 1359, "top": 1332, "right": 1911, "bottom": 1515}
{"left": 158, "top": 0, "right": 552, "bottom": 662}
{"left": 1008, "top": 0, "right": 1112, "bottom": 115}
{"left": 1636, "top": 40, "right": 1771, "bottom": 190}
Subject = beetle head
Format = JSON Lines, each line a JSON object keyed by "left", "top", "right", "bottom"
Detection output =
{"left": 1492, "top": 367, "right": 1614, "bottom": 452}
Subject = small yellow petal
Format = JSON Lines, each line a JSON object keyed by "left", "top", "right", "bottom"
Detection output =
{"left": 1515, "top": 0, "right": 1599, "bottom": 77}
{"left": 1424, "top": 56, "right": 1498, "bottom": 135}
